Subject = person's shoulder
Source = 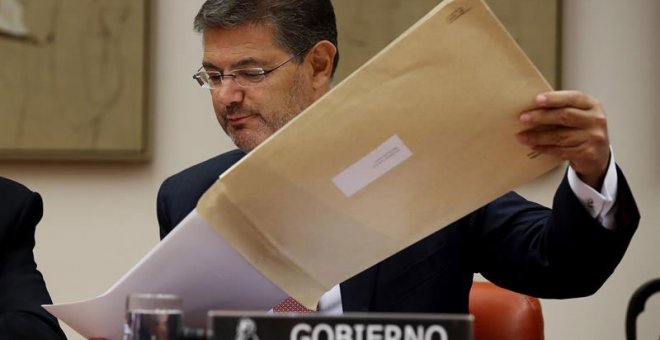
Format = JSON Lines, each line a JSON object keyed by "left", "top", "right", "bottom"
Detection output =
{"left": 0, "top": 176, "right": 33, "bottom": 196}
{"left": 0, "top": 177, "right": 38, "bottom": 208}
{"left": 0, "top": 177, "right": 42, "bottom": 242}
{"left": 157, "top": 150, "right": 246, "bottom": 236}
{"left": 163, "top": 149, "right": 246, "bottom": 186}
{"left": 179, "top": 149, "right": 246, "bottom": 176}
{"left": 158, "top": 149, "right": 246, "bottom": 199}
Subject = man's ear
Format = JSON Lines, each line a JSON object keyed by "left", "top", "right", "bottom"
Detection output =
{"left": 304, "top": 40, "right": 337, "bottom": 96}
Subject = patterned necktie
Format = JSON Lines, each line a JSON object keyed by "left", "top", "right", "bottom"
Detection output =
{"left": 272, "top": 296, "right": 317, "bottom": 313}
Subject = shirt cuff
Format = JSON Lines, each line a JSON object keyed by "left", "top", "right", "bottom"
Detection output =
{"left": 567, "top": 149, "right": 618, "bottom": 230}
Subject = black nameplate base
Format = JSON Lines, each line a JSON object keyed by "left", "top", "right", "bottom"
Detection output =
{"left": 208, "top": 312, "right": 473, "bottom": 340}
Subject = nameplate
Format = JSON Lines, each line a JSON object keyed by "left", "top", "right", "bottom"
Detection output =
{"left": 208, "top": 312, "right": 473, "bottom": 340}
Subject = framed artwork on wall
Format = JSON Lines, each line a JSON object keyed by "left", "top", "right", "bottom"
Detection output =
{"left": 334, "top": 0, "right": 562, "bottom": 88}
{"left": 0, "top": 0, "right": 149, "bottom": 161}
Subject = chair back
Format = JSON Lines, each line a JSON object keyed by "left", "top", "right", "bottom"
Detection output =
{"left": 626, "top": 278, "right": 660, "bottom": 340}
{"left": 469, "top": 281, "right": 544, "bottom": 340}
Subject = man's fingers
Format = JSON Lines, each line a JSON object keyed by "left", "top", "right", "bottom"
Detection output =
{"left": 535, "top": 90, "right": 597, "bottom": 110}
{"left": 520, "top": 90, "right": 607, "bottom": 131}
{"left": 517, "top": 127, "right": 586, "bottom": 148}
{"left": 520, "top": 107, "right": 598, "bottom": 128}
{"left": 517, "top": 90, "right": 611, "bottom": 186}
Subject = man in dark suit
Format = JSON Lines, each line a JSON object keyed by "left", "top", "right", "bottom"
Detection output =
{"left": 0, "top": 177, "right": 66, "bottom": 339}
{"left": 158, "top": 0, "right": 639, "bottom": 313}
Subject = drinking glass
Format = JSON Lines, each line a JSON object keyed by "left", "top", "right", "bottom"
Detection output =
{"left": 123, "top": 293, "right": 183, "bottom": 340}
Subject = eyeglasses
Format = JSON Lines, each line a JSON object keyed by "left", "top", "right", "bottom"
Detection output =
{"left": 193, "top": 56, "right": 296, "bottom": 89}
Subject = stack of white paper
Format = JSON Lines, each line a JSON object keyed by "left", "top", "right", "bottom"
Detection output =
{"left": 44, "top": 210, "right": 286, "bottom": 340}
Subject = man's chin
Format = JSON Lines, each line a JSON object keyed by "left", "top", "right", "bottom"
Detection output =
{"left": 231, "top": 132, "right": 269, "bottom": 152}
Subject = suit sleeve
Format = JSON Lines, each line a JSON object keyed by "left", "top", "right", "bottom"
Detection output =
{"left": 157, "top": 177, "right": 174, "bottom": 240}
{"left": 471, "top": 165, "right": 639, "bottom": 298}
{"left": 0, "top": 188, "right": 66, "bottom": 339}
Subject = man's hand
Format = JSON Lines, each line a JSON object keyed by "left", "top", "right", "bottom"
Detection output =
{"left": 517, "top": 90, "right": 610, "bottom": 190}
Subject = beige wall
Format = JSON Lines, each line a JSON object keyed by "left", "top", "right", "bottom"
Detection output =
{"left": 1, "top": 0, "right": 658, "bottom": 339}
{"left": 539, "top": 1, "right": 660, "bottom": 339}
{"left": 520, "top": 0, "right": 660, "bottom": 339}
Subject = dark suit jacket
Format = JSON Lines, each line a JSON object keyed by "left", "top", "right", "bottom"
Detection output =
{"left": 0, "top": 177, "right": 66, "bottom": 339}
{"left": 157, "top": 150, "right": 639, "bottom": 313}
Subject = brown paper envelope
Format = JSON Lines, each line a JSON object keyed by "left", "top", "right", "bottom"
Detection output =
{"left": 197, "top": 0, "right": 561, "bottom": 309}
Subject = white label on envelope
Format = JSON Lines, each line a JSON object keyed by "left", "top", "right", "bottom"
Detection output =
{"left": 332, "top": 135, "right": 413, "bottom": 197}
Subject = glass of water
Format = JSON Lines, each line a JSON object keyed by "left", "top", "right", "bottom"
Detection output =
{"left": 123, "top": 293, "right": 183, "bottom": 340}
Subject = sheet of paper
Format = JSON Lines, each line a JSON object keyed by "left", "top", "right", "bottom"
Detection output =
{"left": 196, "top": 0, "right": 562, "bottom": 309}
{"left": 44, "top": 210, "right": 286, "bottom": 340}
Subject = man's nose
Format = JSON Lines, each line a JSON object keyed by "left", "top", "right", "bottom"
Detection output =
{"left": 212, "top": 80, "right": 245, "bottom": 107}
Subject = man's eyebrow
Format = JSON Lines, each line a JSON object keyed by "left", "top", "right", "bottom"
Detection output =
{"left": 232, "top": 57, "right": 264, "bottom": 69}
{"left": 201, "top": 57, "right": 266, "bottom": 71}
{"left": 201, "top": 61, "right": 220, "bottom": 70}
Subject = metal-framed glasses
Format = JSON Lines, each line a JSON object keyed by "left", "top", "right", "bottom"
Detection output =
{"left": 192, "top": 56, "right": 295, "bottom": 89}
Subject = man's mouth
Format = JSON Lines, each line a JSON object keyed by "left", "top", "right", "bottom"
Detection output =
{"left": 226, "top": 113, "right": 256, "bottom": 125}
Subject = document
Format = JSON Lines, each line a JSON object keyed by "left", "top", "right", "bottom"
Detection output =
{"left": 46, "top": 0, "right": 561, "bottom": 337}
{"left": 44, "top": 210, "right": 287, "bottom": 340}
{"left": 196, "top": 0, "right": 560, "bottom": 309}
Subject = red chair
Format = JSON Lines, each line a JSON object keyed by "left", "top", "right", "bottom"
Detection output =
{"left": 469, "top": 281, "right": 544, "bottom": 340}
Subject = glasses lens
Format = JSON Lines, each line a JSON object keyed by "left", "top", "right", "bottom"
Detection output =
{"left": 234, "top": 69, "right": 266, "bottom": 87}
{"left": 206, "top": 72, "right": 225, "bottom": 89}
{"left": 193, "top": 68, "right": 270, "bottom": 89}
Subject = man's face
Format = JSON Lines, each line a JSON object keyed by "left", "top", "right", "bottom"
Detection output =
{"left": 202, "top": 24, "right": 316, "bottom": 151}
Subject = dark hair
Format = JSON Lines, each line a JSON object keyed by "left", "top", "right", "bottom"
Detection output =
{"left": 194, "top": 0, "right": 339, "bottom": 76}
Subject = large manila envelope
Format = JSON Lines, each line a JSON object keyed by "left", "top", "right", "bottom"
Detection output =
{"left": 198, "top": 0, "right": 562, "bottom": 309}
